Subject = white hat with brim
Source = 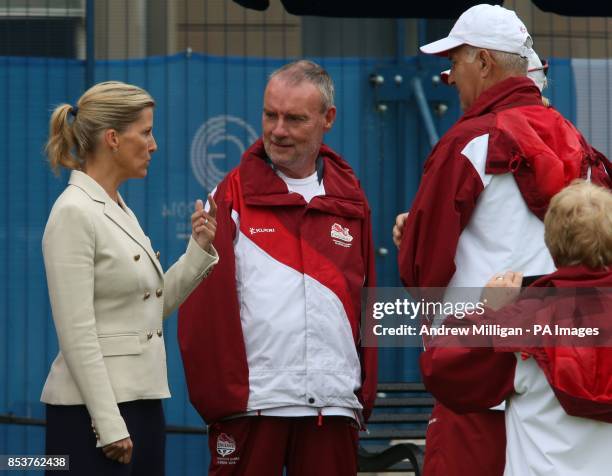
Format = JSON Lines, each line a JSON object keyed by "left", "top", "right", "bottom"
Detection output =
{"left": 440, "top": 55, "right": 547, "bottom": 91}
{"left": 421, "top": 37, "right": 465, "bottom": 57}
{"left": 420, "top": 4, "right": 533, "bottom": 57}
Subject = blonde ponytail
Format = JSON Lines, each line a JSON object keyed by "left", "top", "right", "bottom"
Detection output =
{"left": 45, "top": 81, "right": 155, "bottom": 175}
{"left": 46, "top": 104, "right": 80, "bottom": 175}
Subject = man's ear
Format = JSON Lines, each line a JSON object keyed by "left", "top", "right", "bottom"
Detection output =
{"left": 478, "top": 50, "right": 495, "bottom": 78}
{"left": 479, "top": 49, "right": 494, "bottom": 78}
{"left": 323, "top": 106, "right": 336, "bottom": 131}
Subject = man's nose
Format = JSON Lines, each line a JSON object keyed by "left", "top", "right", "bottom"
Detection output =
{"left": 272, "top": 118, "right": 288, "bottom": 137}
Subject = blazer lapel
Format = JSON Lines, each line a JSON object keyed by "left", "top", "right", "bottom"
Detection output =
{"left": 68, "top": 171, "right": 164, "bottom": 278}
{"left": 103, "top": 199, "right": 164, "bottom": 278}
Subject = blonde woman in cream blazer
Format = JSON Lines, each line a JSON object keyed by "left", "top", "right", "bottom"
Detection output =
{"left": 41, "top": 81, "right": 218, "bottom": 476}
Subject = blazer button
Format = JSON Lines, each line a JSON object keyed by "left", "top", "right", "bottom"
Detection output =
{"left": 156, "top": 288, "right": 163, "bottom": 298}
{"left": 133, "top": 254, "right": 140, "bottom": 261}
{"left": 143, "top": 291, "right": 151, "bottom": 300}
{"left": 157, "top": 329, "right": 163, "bottom": 337}
{"left": 147, "top": 331, "right": 153, "bottom": 340}
{"left": 156, "top": 251, "right": 161, "bottom": 260}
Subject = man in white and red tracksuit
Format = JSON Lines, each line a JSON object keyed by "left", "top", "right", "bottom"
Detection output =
{"left": 178, "top": 60, "right": 377, "bottom": 476}
{"left": 393, "top": 4, "right": 612, "bottom": 476}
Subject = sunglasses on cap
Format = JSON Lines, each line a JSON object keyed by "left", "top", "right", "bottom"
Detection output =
{"left": 528, "top": 59, "right": 549, "bottom": 76}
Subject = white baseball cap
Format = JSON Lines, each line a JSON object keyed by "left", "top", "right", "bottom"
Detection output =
{"left": 420, "top": 4, "right": 533, "bottom": 58}
{"left": 440, "top": 50, "right": 548, "bottom": 90}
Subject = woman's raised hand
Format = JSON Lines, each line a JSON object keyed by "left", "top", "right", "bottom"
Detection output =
{"left": 191, "top": 194, "right": 217, "bottom": 253}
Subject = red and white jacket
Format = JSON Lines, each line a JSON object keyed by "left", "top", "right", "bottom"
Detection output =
{"left": 398, "top": 76, "right": 612, "bottom": 476}
{"left": 178, "top": 139, "right": 377, "bottom": 424}
{"left": 399, "top": 77, "right": 612, "bottom": 289}
{"left": 421, "top": 266, "right": 612, "bottom": 476}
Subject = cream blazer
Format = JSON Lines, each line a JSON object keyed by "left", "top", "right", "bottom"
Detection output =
{"left": 41, "top": 170, "right": 218, "bottom": 446}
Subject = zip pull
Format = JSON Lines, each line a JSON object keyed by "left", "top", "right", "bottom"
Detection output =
{"left": 317, "top": 409, "right": 323, "bottom": 427}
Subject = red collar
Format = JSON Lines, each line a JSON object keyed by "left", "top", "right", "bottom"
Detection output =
{"left": 460, "top": 76, "right": 543, "bottom": 122}
{"left": 238, "top": 139, "right": 366, "bottom": 218}
{"left": 531, "top": 265, "right": 612, "bottom": 287}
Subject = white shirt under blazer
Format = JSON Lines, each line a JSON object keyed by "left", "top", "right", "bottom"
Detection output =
{"left": 41, "top": 170, "right": 218, "bottom": 446}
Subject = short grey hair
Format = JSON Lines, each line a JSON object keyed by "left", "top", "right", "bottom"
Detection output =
{"left": 462, "top": 45, "right": 528, "bottom": 75}
{"left": 490, "top": 50, "right": 528, "bottom": 75}
{"left": 269, "top": 60, "right": 335, "bottom": 112}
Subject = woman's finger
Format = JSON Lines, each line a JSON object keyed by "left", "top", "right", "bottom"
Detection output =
{"left": 124, "top": 443, "right": 133, "bottom": 464}
{"left": 196, "top": 214, "right": 217, "bottom": 229}
{"left": 201, "top": 213, "right": 216, "bottom": 228}
{"left": 103, "top": 447, "right": 120, "bottom": 460}
{"left": 191, "top": 211, "right": 199, "bottom": 226}
{"left": 195, "top": 225, "right": 215, "bottom": 237}
{"left": 195, "top": 220, "right": 214, "bottom": 233}
{"left": 122, "top": 438, "right": 133, "bottom": 464}
{"left": 191, "top": 199, "right": 206, "bottom": 225}
{"left": 193, "top": 212, "right": 216, "bottom": 229}
{"left": 501, "top": 271, "right": 521, "bottom": 287}
{"left": 512, "top": 272, "right": 524, "bottom": 287}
